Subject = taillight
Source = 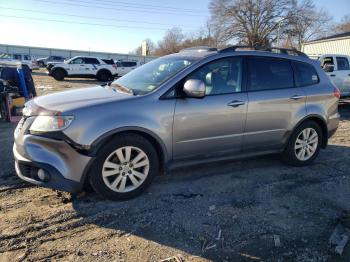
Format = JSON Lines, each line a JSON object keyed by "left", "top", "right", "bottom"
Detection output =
{"left": 333, "top": 87, "right": 341, "bottom": 99}
{"left": 112, "top": 64, "right": 117, "bottom": 69}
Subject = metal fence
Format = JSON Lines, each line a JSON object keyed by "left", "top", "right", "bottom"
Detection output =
{"left": 0, "top": 44, "right": 157, "bottom": 62}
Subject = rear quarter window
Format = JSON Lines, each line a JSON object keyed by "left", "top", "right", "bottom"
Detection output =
{"left": 293, "top": 61, "right": 319, "bottom": 87}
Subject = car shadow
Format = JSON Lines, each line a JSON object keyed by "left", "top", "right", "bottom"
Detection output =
{"left": 69, "top": 141, "right": 350, "bottom": 260}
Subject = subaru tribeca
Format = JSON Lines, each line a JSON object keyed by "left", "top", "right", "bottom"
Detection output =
{"left": 13, "top": 46, "right": 340, "bottom": 200}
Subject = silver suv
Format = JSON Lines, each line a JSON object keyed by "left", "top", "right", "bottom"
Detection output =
{"left": 13, "top": 46, "right": 340, "bottom": 200}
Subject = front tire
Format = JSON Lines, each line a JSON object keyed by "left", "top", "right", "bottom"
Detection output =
{"left": 89, "top": 134, "right": 159, "bottom": 200}
{"left": 282, "top": 121, "right": 322, "bottom": 166}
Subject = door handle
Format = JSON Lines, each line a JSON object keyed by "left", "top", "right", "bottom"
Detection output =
{"left": 290, "top": 95, "right": 305, "bottom": 100}
{"left": 80, "top": 65, "right": 85, "bottom": 66}
{"left": 330, "top": 74, "right": 336, "bottom": 77}
{"left": 227, "top": 100, "right": 245, "bottom": 107}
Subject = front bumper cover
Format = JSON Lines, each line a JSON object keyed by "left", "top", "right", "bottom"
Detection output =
{"left": 13, "top": 133, "right": 92, "bottom": 193}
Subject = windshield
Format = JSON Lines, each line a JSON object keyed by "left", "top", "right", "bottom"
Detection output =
{"left": 111, "top": 56, "right": 195, "bottom": 95}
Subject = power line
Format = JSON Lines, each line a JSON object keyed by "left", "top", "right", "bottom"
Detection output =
{"left": 65, "top": 0, "right": 207, "bottom": 13}
{"left": 33, "top": 0, "right": 207, "bottom": 17}
{"left": 0, "top": 7, "right": 197, "bottom": 28}
{"left": 0, "top": 14, "right": 173, "bottom": 30}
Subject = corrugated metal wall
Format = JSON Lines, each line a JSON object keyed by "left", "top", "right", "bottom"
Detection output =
{"left": 0, "top": 44, "right": 157, "bottom": 62}
{"left": 301, "top": 37, "right": 350, "bottom": 57}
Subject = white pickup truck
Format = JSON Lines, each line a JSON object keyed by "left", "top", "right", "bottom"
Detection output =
{"left": 48, "top": 56, "right": 118, "bottom": 81}
{"left": 319, "top": 54, "right": 350, "bottom": 98}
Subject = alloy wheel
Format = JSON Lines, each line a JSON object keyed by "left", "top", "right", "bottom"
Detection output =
{"left": 102, "top": 146, "right": 150, "bottom": 193}
{"left": 294, "top": 128, "right": 318, "bottom": 161}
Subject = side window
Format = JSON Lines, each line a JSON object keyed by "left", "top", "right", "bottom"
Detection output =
{"left": 322, "top": 56, "right": 334, "bottom": 67}
{"left": 23, "top": 55, "right": 31, "bottom": 60}
{"left": 336, "top": 57, "right": 350, "bottom": 71}
{"left": 70, "top": 58, "right": 84, "bottom": 64}
{"left": 247, "top": 57, "right": 294, "bottom": 91}
{"left": 13, "top": 54, "right": 22, "bottom": 60}
{"left": 186, "top": 57, "right": 242, "bottom": 95}
{"left": 293, "top": 62, "right": 319, "bottom": 87}
{"left": 84, "top": 58, "right": 100, "bottom": 64}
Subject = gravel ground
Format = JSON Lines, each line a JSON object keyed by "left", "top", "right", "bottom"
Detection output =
{"left": 1, "top": 70, "right": 350, "bottom": 261}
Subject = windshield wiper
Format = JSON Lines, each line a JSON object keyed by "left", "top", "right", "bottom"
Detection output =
{"left": 110, "top": 83, "right": 135, "bottom": 95}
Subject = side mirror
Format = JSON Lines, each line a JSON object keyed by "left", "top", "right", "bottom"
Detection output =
{"left": 323, "top": 64, "right": 334, "bottom": 73}
{"left": 183, "top": 79, "right": 205, "bottom": 98}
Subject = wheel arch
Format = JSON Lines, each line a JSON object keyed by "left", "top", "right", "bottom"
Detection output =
{"left": 97, "top": 68, "right": 112, "bottom": 75}
{"left": 51, "top": 67, "right": 68, "bottom": 76}
{"left": 290, "top": 115, "right": 328, "bottom": 149}
{"left": 81, "top": 127, "right": 168, "bottom": 186}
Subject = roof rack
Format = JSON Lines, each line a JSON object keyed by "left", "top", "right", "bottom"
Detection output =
{"left": 179, "top": 46, "right": 218, "bottom": 53}
{"left": 218, "top": 45, "right": 308, "bottom": 57}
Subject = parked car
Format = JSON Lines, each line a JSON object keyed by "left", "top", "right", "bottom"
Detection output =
{"left": 37, "top": 56, "right": 65, "bottom": 67}
{"left": 48, "top": 56, "right": 118, "bottom": 81}
{"left": 115, "top": 60, "right": 140, "bottom": 76}
{"left": 319, "top": 54, "right": 350, "bottom": 98}
{"left": 14, "top": 46, "right": 340, "bottom": 200}
{"left": 0, "top": 53, "right": 39, "bottom": 70}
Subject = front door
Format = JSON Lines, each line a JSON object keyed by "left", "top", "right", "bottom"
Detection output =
{"left": 334, "top": 56, "right": 350, "bottom": 97}
{"left": 68, "top": 57, "right": 87, "bottom": 75}
{"left": 173, "top": 57, "right": 247, "bottom": 160}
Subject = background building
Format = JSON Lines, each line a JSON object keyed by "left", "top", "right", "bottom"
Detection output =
{"left": 301, "top": 32, "right": 350, "bottom": 58}
{"left": 0, "top": 44, "right": 157, "bottom": 62}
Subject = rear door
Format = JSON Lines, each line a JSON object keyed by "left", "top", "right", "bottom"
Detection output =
{"left": 83, "top": 57, "right": 100, "bottom": 75}
{"left": 243, "top": 56, "right": 307, "bottom": 152}
{"left": 173, "top": 57, "right": 247, "bottom": 160}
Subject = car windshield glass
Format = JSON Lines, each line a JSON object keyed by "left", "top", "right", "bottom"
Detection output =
{"left": 111, "top": 56, "right": 195, "bottom": 95}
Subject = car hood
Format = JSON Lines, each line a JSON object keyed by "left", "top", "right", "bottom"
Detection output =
{"left": 26, "top": 86, "right": 132, "bottom": 114}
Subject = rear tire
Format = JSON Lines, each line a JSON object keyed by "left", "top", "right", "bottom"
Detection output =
{"left": 51, "top": 69, "right": 65, "bottom": 81}
{"left": 89, "top": 134, "right": 159, "bottom": 200}
{"left": 282, "top": 121, "right": 322, "bottom": 166}
{"left": 97, "top": 70, "right": 111, "bottom": 81}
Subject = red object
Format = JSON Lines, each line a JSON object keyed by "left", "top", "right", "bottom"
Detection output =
{"left": 333, "top": 87, "right": 341, "bottom": 99}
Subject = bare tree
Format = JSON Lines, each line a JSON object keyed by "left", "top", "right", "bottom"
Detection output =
{"left": 334, "top": 15, "right": 350, "bottom": 33}
{"left": 285, "top": 0, "right": 331, "bottom": 49}
{"left": 154, "top": 27, "right": 184, "bottom": 56}
{"left": 209, "top": 0, "right": 295, "bottom": 46}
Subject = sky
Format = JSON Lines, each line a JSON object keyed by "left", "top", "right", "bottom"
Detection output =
{"left": 0, "top": 0, "right": 349, "bottom": 54}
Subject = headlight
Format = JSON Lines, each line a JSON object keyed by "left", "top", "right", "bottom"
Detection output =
{"left": 29, "top": 116, "right": 74, "bottom": 132}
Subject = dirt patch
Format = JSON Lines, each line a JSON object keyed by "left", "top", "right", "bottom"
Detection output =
{"left": 1, "top": 72, "right": 350, "bottom": 261}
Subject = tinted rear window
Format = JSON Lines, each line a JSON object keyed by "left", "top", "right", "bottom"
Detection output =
{"left": 293, "top": 61, "right": 319, "bottom": 87}
{"left": 336, "top": 57, "right": 350, "bottom": 70}
{"left": 102, "top": 59, "right": 114, "bottom": 64}
{"left": 119, "top": 61, "right": 137, "bottom": 67}
{"left": 247, "top": 57, "right": 294, "bottom": 91}
{"left": 84, "top": 58, "right": 100, "bottom": 64}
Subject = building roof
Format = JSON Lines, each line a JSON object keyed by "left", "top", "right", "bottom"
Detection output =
{"left": 307, "top": 32, "right": 350, "bottom": 43}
